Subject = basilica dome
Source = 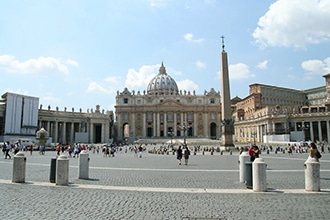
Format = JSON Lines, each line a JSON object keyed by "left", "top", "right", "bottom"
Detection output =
{"left": 147, "top": 62, "right": 179, "bottom": 95}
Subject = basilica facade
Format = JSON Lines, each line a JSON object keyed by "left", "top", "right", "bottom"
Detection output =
{"left": 114, "top": 62, "right": 222, "bottom": 142}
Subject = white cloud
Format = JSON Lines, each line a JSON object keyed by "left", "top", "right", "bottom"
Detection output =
{"left": 301, "top": 57, "right": 330, "bottom": 75}
{"left": 105, "top": 76, "right": 121, "bottom": 84}
{"left": 146, "top": 0, "right": 169, "bottom": 7}
{"left": 256, "top": 60, "right": 268, "bottom": 70}
{"left": 42, "top": 95, "right": 61, "bottom": 103}
{"left": 0, "top": 55, "right": 78, "bottom": 74}
{"left": 86, "top": 82, "right": 112, "bottom": 94}
{"left": 184, "top": 33, "right": 204, "bottom": 43}
{"left": 229, "top": 63, "right": 255, "bottom": 80}
{"left": 177, "top": 79, "right": 199, "bottom": 92}
{"left": 125, "top": 64, "right": 158, "bottom": 90}
{"left": 253, "top": 0, "right": 330, "bottom": 48}
{"left": 196, "top": 60, "right": 206, "bottom": 69}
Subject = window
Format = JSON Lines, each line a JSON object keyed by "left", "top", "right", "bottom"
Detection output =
{"left": 147, "top": 113, "right": 153, "bottom": 121}
{"left": 210, "top": 98, "right": 215, "bottom": 104}
{"left": 167, "top": 113, "right": 173, "bottom": 121}
{"left": 123, "top": 98, "right": 128, "bottom": 104}
{"left": 124, "top": 113, "right": 128, "bottom": 121}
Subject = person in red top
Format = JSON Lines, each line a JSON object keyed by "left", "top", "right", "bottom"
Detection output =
{"left": 248, "top": 145, "right": 255, "bottom": 162}
{"left": 29, "top": 145, "right": 33, "bottom": 155}
{"left": 56, "top": 144, "right": 61, "bottom": 156}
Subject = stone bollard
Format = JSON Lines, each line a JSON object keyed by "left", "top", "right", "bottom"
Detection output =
{"left": 12, "top": 152, "right": 26, "bottom": 183}
{"left": 252, "top": 158, "right": 267, "bottom": 192}
{"left": 239, "top": 152, "right": 250, "bottom": 183}
{"left": 78, "top": 150, "right": 90, "bottom": 179}
{"left": 304, "top": 157, "right": 320, "bottom": 191}
{"left": 49, "top": 157, "right": 57, "bottom": 183}
{"left": 245, "top": 161, "right": 253, "bottom": 189}
{"left": 56, "top": 155, "right": 69, "bottom": 186}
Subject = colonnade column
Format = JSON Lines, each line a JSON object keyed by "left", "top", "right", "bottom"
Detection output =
{"left": 70, "top": 122, "right": 74, "bottom": 144}
{"left": 308, "top": 121, "right": 313, "bottom": 141}
{"left": 54, "top": 121, "right": 58, "bottom": 143}
{"left": 326, "top": 121, "right": 330, "bottom": 142}
{"left": 101, "top": 123, "right": 105, "bottom": 143}
{"left": 46, "top": 122, "right": 50, "bottom": 134}
{"left": 62, "top": 122, "right": 66, "bottom": 144}
{"left": 318, "top": 121, "right": 322, "bottom": 141}
{"left": 89, "top": 122, "right": 93, "bottom": 143}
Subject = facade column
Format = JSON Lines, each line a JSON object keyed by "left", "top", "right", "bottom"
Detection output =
{"left": 193, "top": 112, "right": 197, "bottom": 137}
{"left": 143, "top": 113, "right": 146, "bottom": 137}
{"left": 156, "top": 113, "right": 160, "bottom": 137}
{"left": 132, "top": 113, "right": 135, "bottom": 139}
{"left": 203, "top": 113, "right": 208, "bottom": 138}
{"left": 173, "top": 113, "right": 177, "bottom": 136}
{"left": 164, "top": 113, "right": 167, "bottom": 136}
{"left": 153, "top": 112, "right": 156, "bottom": 137}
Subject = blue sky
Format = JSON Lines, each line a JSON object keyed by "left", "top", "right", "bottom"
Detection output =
{"left": 1, "top": 0, "right": 330, "bottom": 112}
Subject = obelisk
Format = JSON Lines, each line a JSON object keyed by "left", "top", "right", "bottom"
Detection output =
{"left": 220, "top": 36, "right": 235, "bottom": 151}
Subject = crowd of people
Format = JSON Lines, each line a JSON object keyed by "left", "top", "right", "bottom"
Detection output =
{"left": 1, "top": 140, "right": 328, "bottom": 166}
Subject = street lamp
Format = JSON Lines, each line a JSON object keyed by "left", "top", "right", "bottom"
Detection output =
{"left": 298, "top": 121, "right": 309, "bottom": 141}
{"left": 168, "top": 129, "right": 174, "bottom": 149}
{"left": 180, "top": 122, "right": 190, "bottom": 147}
{"left": 251, "top": 131, "right": 257, "bottom": 145}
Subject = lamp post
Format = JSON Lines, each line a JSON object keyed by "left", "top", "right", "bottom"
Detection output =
{"left": 168, "top": 129, "right": 174, "bottom": 150}
{"left": 251, "top": 131, "right": 257, "bottom": 145}
{"left": 180, "top": 122, "right": 189, "bottom": 147}
{"left": 300, "top": 121, "right": 309, "bottom": 141}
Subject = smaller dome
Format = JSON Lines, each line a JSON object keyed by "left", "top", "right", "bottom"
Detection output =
{"left": 147, "top": 62, "right": 179, "bottom": 95}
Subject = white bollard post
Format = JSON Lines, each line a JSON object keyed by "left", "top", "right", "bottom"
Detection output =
{"left": 12, "top": 152, "right": 26, "bottom": 183}
{"left": 252, "top": 158, "right": 267, "bottom": 192}
{"left": 304, "top": 157, "right": 320, "bottom": 191}
{"left": 78, "top": 150, "right": 89, "bottom": 179}
{"left": 56, "top": 155, "right": 69, "bottom": 186}
{"left": 239, "top": 152, "right": 250, "bottom": 183}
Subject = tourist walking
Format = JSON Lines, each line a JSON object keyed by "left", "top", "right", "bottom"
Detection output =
{"left": 56, "top": 144, "right": 61, "bottom": 156}
{"left": 177, "top": 146, "right": 183, "bottom": 165}
{"left": 5, "top": 142, "right": 11, "bottom": 159}
{"left": 184, "top": 147, "right": 190, "bottom": 165}
{"left": 29, "top": 145, "right": 33, "bottom": 155}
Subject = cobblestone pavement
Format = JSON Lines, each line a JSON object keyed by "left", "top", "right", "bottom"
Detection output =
{"left": 1, "top": 149, "right": 330, "bottom": 220}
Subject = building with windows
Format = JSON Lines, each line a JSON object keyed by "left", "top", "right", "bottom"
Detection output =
{"left": 114, "top": 62, "right": 222, "bottom": 142}
{"left": 0, "top": 92, "right": 114, "bottom": 145}
{"left": 233, "top": 74, "right": 330, "bottom": 144}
